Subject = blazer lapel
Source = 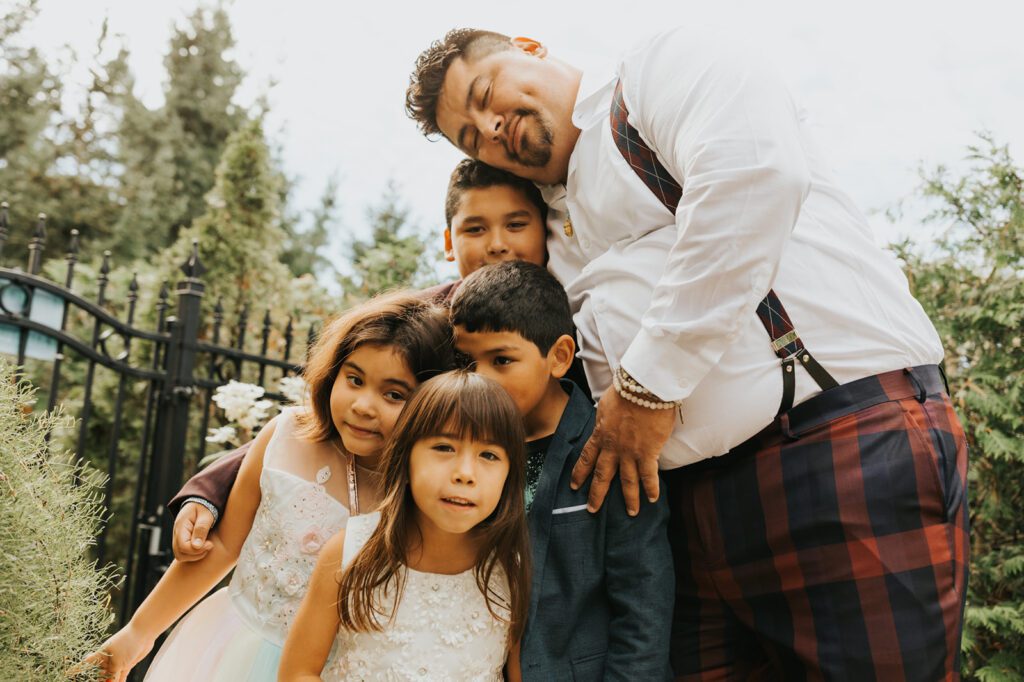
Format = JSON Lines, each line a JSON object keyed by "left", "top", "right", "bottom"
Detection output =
{"left": 525, "top": 383, "right": 593, "bottom": 626}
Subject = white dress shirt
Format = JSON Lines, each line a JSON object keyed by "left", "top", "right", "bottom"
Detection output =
{"left": 541, "top": 26, "right": 943, "bottom": 468}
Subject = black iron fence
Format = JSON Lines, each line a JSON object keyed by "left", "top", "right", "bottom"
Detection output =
{"left": 0, "top": 201, "right": 313, "bottom": 629}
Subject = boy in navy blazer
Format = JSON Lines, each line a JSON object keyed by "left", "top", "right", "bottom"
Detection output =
{"left": 452, "top": 261, "right": 673, "bottom": 681}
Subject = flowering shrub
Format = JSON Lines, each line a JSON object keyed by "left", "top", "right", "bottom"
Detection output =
{"left": 203, "top": 376, "right": 308, "bottom": 464}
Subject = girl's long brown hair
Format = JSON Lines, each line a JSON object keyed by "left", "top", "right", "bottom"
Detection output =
{"left": 337, "top": 371, "right": 531, "bottom": 648}
{"left": 296, "top": 290, "right": 456, "bottom": 442}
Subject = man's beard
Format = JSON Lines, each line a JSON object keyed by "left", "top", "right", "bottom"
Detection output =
{"left": 508, "top": 108, "right": 554, "bottom": 168}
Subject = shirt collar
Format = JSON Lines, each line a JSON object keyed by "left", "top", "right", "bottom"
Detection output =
{"left": 536, "top": 67, "right": 616, "bottom": 202}
{"left": 572, "top": 68, "right": 617, "bottom": 129}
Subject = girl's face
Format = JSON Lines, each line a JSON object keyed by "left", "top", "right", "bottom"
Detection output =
{"left": 329, "top": 344, "right": 417, "bottom": 459}
{"left": 407, "top": 431, "right": 510, "bottom": 536}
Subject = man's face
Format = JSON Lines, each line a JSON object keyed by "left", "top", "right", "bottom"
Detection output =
{"left": 435, "top": 40, "right": 579, "bottom": 185}
{"left": 447, "top": 185, "right": 547, "bottom": 279}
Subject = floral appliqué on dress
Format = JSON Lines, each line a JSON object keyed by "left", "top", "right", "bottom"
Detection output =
{"left": 229, "top": 433, "right": 348, "bottom": 644}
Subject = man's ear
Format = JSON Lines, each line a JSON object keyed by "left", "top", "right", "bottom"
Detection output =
{"left": 511, "top": 36, "right": 547, "bottom": 59}
{"left": 444, "top": 228, "right": 456, "bottom": 262}
{"left": 547, "top": 333, "right": 576, "bottom": 379}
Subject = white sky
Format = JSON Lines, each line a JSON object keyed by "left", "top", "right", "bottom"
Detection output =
{"left": 23, "top": 0, "right": 1024, "bottom": 275}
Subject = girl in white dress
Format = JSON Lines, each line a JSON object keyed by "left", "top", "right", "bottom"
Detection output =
{"left": 85, "top": 292, "right": 456, "bottom": 682}
{"left": 280, "top": 371, "right": 531, "bottom": 682}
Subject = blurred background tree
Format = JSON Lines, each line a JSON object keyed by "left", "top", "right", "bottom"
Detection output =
{"left": 892, "top": 134, "right": 1024, "bottom": 681}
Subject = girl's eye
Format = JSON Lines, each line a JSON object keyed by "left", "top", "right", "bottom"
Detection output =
{"left": 346, "top": 374, "right": 363, "bottom": 386}
{"left": 432, "top": 443, "right": 455, "bottom": 453}
{"left": 507, "top": 222, "right": 527, "bottom": 230}
{"left": 480, "top": 450, "right": 501, "bottom": 462}
{"left": 384, "top": 390, "right": 406, "bottom": 402}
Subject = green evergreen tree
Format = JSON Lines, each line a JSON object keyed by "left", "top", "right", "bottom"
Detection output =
{"left": 279, "top": 176, "right": 338, "bottom": 279}
{"left": 0, "top": 0, "right": 68, "bottom": 255}
{"left": 161, "top": 118, "right": 291, "bottom": 325}
{"left": 892, "top": 134, "right": 1024, "bottom": 680}
{"left": 0, "top": 358, "right": 118, "bottom": 680}
{"left": 106, "top": 6, "right": 246, "bottom": 260}
{"left": 339, "top": 182, "right": 439, "bottom": 302}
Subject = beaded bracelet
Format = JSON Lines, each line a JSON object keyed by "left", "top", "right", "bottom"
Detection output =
{"left": 611, "top": 367, "right": 681, "bottom": 410}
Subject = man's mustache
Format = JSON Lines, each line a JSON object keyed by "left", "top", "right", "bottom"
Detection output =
{"left": 504, "top": 108, "right": 553, "bottom": 166}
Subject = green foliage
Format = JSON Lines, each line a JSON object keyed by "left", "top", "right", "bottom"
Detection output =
{"left": 0, "top": 358, "right": 118, "bottom": 680}
{"left": 339, "top": 182, "right": 440, "bottom": 303}
{"left": 892, "top": 134, "right": 1024, "bottom": 680}
{"left": 161, "top": 118, "right": 289, "bottom": 319}
{"left": 280, "top": 176, "right": 338, "bottom": 279}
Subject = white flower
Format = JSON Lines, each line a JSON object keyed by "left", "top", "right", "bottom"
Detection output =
{"left": 238, "top": 398, "right": 275, "bottom": 430}
{"left": 278, "top": 375, "right": 309, "bottom": 405}
{"left": 211, "top": 380, "right": 279, "bottom": 432}
{"left": 212, "top": 380, "right": 267, "bottom": 423}
{"left": 205, "top": 425, "right": 237, "bottom": 444}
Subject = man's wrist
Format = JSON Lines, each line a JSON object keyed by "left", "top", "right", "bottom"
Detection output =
{"left": 182, "top": 497, "right": 219, "bottom": 525}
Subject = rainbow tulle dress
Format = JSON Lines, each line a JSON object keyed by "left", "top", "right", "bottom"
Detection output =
{"left": 145, "top": 408, "right": 349, "bottom": 681}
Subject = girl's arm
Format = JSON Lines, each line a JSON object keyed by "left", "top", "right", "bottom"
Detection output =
{"left": 82, "top": 417, "right": 279, "bottom": 680}
{"left": 279, "top": 529, "right": 346, "bottom": 681}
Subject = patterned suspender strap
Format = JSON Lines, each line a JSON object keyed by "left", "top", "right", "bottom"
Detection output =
{"left": 609, "top": 80, "right": 838, "bottom": 416}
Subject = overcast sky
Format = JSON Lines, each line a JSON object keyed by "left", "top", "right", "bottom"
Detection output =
{"left": 23, "top": 0, "right": 1024, "bottom": 274}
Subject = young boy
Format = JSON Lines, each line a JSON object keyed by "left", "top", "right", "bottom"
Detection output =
{"left": 421, "top": 157, "right": 548, "bottom": 304}
{"left": 168, "top": 159, "right": 591, "bottom": 557}
{"left": 452, "top": 261, "right": 673, "bottom": 681}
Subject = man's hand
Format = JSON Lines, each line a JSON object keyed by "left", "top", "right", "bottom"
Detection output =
{"left": 172, "top": 502, "right": 215, "bottom": 562}
{"left": 571, "top": 388, "right": 676, "bottom": 515}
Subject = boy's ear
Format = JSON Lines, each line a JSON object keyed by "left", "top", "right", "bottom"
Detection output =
{"left": 444, "top": 228, "right": 456, "bottom": 262}
{"left": 547, "top": 333, "right": 576, "bottom": 379}
{"left": 511, "top": 36, "right": 547, "bottom": 59}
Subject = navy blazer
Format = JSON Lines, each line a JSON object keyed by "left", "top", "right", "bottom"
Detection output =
{"left": 521, "top": 381, "right": 674, "bottom": 681}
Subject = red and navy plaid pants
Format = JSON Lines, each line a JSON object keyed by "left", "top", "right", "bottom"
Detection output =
{"left": 666, "top": 365, "right": 969, "bottom": 681}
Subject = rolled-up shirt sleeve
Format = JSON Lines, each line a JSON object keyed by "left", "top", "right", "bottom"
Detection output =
{"left": 617, "top": 31, "right": 811, "bottom": 402}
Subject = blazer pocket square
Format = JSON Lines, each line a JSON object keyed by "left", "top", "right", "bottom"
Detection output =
{"left": 551, "top": 504, "right": 589, "bottom": 515}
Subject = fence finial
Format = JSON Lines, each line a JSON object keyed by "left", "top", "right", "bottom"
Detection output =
{"left": 0, "top": 201, "right": 8, "bottom": 258}
{"left": 64, "top": 228, "right": 81, "bottom": 287}
{"left": 180, "top": 238, "right": 207, "bottom": 280}
{"left": 27, "top": 212, "right": 47, "bottom": 275}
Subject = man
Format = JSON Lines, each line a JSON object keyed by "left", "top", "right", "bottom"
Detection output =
{"left": 406, "top": 27, "right": 969, "bottom": 680}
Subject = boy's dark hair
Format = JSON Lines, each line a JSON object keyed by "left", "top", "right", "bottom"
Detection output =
{"left": 445, "top": 158, "right": 548, "bottom": 226}
{"left": 406, "top": 28, "right": 513, "bottom": 138}
{"left": 451, "top": 261, "right": 572, "bottom": 355}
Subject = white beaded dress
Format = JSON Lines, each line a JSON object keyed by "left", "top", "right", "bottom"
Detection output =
{"left": 145, "top": 407, "right": 352, "bottom": 681}
{"left": 324, "top": 511, "right": 511, "bottom": 681}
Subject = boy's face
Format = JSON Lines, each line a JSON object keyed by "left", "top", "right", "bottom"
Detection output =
{"left": 446, "top": 185, "right": 547, "bottom": 279}
{"left": 453, "top": 325, "right": 553, "bottom": 423}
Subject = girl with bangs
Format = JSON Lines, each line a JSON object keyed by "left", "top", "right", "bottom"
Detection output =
{"left": 86, "top": 292, "right": 457, "bottom": 682}
{"left": 280, "top": 371, "right": 531, "bottom": 681}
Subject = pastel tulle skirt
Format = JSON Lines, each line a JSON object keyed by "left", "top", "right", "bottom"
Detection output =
{"left": 144, "top": 587, "right": 282, "bottom": 682}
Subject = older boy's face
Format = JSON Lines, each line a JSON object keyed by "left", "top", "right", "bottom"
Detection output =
{"left": 447, "top": 185, "right": 547, "bottom": 279}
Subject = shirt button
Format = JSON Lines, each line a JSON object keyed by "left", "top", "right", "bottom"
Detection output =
{"left": 418, "top": 667, "right": 428, "bottom": 676}
{"left": 472, "top": 611, "right": 480, "bottom": 619}
{"left": 431, "top": 583, "right": 440, "bottom": 591}
{"left": 580, "top": 238, "right": 591, "bottom": 250}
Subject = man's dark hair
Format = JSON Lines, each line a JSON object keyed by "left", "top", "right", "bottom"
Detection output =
{"left": 406, "top": 28, "right": 513, "bottom": 138}
{"left": 451, "top": 261, "right": 572, "bottom": 355}
{"left": 445, "top": 158, "right": 548, "bottom": 226}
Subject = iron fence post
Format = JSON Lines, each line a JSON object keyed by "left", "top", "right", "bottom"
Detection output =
{"left": 132, "top": 242, "right": 205, "bottom": 610}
